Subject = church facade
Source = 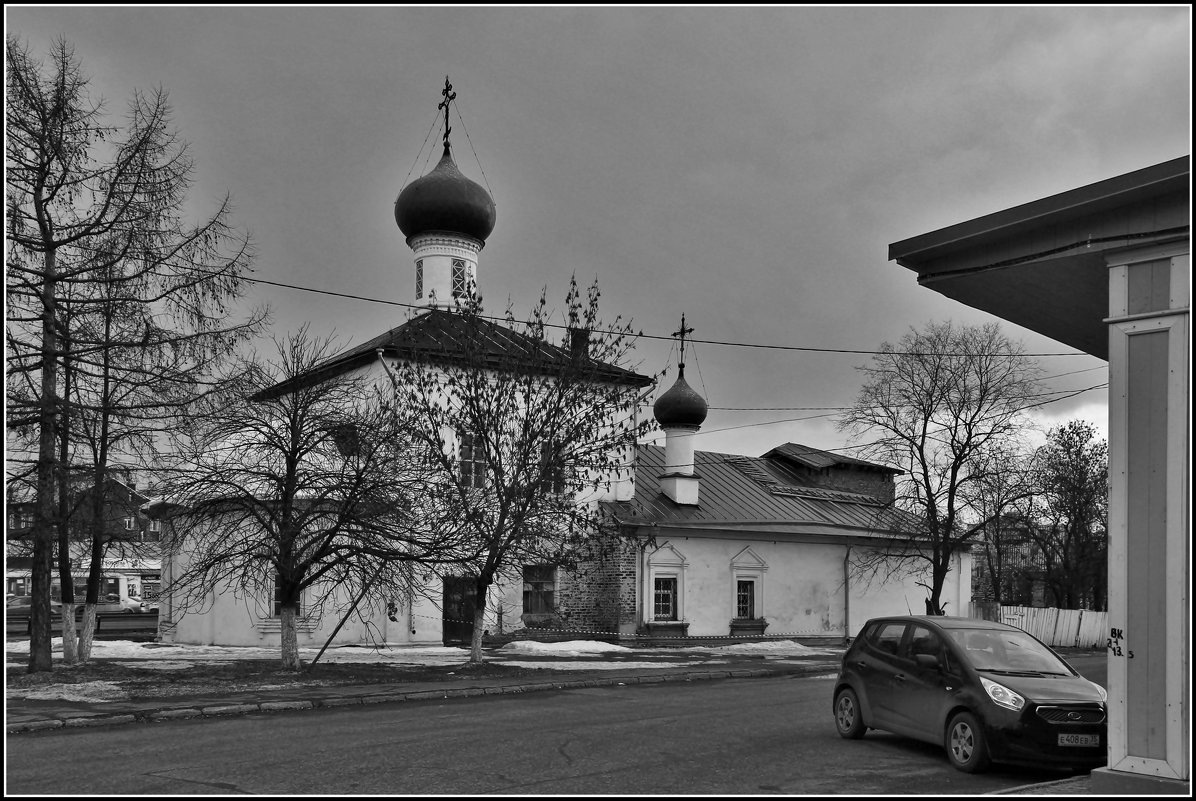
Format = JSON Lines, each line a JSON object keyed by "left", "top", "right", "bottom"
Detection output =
{"left": 158, "top": 83, "right": 967, "bottom": 651}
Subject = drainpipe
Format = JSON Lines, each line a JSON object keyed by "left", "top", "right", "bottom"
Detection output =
{"left": 843, "top": 546, "right": 852, "bottom": 644}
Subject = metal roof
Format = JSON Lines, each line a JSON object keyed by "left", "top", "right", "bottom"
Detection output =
{"left": 607, "top": 444, "right": 917, "bottom": 538}
{"left": 255, "top": 308, "right": 653, "bottom": 400}
{"left": 763, "top": 442, "right": 901, "bottom": 474}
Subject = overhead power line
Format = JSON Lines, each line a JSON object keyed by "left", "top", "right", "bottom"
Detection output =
{"left": 239, "top": 274, "right": 1094, "bottom": 359}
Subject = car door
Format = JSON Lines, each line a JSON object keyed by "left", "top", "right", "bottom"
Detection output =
{"left": 855, "top": 621, "right": 909, "bottom": 730}
{"left": 886, "top": 624, "right": 958, "bottom": 742}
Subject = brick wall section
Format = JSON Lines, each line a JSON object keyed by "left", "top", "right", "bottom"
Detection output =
{"left": 805, "top": 466, "right": 896, "bottom": 504}
{"left": 555, "top": 539, "right": 638, "bottom": 634}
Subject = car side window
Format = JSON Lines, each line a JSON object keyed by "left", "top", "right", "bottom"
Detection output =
{"left": 869, "top": 622, "right": 907, "bottom": 657}
{"left": 905, "top": 625, "right": 946, "bottom": 665}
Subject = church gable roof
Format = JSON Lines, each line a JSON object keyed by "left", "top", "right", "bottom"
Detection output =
{"left": 255, "top": 308, "right": 653, "bottom": 400}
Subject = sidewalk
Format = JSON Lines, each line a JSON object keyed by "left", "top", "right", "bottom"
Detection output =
{"left": 5, "top": 640, "right": 1100, "bottom": 795}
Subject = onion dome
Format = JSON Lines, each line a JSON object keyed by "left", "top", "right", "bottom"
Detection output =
{"left": 395, "top": 146, "right": 496, "bottom": 244}
{"left": 653, "top": 365, "right": 708, "bottom": 428}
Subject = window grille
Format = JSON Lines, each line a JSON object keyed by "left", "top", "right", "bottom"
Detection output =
{"left": 654, "top": 577, "right": 678, "bottom": 621}
{"left": 458, "top": 432, "right": 487, "bottom": 488}
{"left": 736, "top": 580, "right": 755, "bottom": 619}
{"left": 451, "top": 259, "right": 466, "bottom": 298}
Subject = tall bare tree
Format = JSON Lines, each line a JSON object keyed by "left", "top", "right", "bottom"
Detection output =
{"left": 380, "top": 279, "right": 655, "bottom": 663}
{"left": 6, "top": 35, "right": 264, "bottom": 671}
{"left": 160, "top": 330, "right": 472, "bottom": 671}
{"left": 837, "top": 321, "right": 1042, "bottom": 614}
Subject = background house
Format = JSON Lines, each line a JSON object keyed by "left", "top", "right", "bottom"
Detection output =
{"left": 5, "top": 469, "right": 161, "bottom": 603}
{"left": 890, "top": 155, "right": 1189, "bottom": 795}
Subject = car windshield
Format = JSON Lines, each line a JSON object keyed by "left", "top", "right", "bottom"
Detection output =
{"left": 947, "top": 628, "right": 1073, "bottom": 674}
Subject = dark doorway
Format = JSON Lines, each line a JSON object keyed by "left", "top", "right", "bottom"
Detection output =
{"left": 442, "top": 576, "right": 476, "bottom": 646}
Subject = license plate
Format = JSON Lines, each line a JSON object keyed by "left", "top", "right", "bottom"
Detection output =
{"left": 1058, "top": 733, "right": 1100, "bottom": 747}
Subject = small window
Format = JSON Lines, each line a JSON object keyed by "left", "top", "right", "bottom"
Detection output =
{"left": 123, "top": 517, "right": 135, "bottom": 531}
{"left": 735, "top": 579, "right": 755, "bottom": 619}
{"left": 522, "top": 565, "right": 555, "bottom": 614}
{"left": 451, "top": 258, "right": 466, "bottom": 298}
{"left": 273, "top": 577, "right": 302, "bottom": 618}
{"left": 148, "top": 519, "right": 161, "bottom": 533}
{"left": 653, "top": 576, "right": 678, "bottom": 621}
{"left": 415, "top": 259, "right": 423, "bottom": 299}
{"left": 540, "top": 442, "right": 565, "bottom": 495}
{"left": 458, "top": 432, "right": 487, "bottom": 488}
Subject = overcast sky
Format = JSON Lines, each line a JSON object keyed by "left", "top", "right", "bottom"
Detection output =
{"left": 6, "top": 6, "right": 1190, "bottom": 458}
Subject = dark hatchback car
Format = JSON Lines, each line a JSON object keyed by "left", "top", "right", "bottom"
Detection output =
{"left": 833, "top": 615, "right": 1106, "bottom": 773}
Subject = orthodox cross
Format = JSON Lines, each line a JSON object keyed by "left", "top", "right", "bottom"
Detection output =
{"left": 439, "top": 76, "right": 457, "bottom": 151}
{"left": 672, "top": 314, "right": 694, "bottom": 370}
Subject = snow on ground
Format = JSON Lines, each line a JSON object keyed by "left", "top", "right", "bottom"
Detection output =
{"left": 5, "top": 638, "right": 843, "bottom": 701}
{"left": 14, "top": 681, "right": 129, "bottom": 703}
{"left": 5, "top": 638, "right": 472, "bottom": 666}
{"left": 499, "top": 640, "right": 631, "bottom": 655}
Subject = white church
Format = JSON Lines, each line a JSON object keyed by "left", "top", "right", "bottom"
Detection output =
{"left": 157, "top": 83, "right": 968, "bottom": 650}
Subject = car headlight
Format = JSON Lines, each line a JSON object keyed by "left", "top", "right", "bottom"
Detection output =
{"left": 980, "top": 675, "right": 1025, "bottom": 711}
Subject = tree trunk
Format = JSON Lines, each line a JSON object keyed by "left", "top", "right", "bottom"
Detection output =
{"left": 468, "top": 575, "right": 492, "bottom": 664}
{"left": 280, "top": 605, "right": 301, "bottom": 671}
{"left": 77, "top": 605, "right": 97, "bottom": 662}
{"left": 28, "top": 247, "right": 59, "bottom": 674}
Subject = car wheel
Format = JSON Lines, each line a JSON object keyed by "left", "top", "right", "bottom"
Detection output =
{"left": 834, "top": 688, "right": 867, "bottom": 739}
{"left": 946, "top": 711, "right": 991, "bottom": 773}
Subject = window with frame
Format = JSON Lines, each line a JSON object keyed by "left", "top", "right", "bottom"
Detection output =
{"left": 451, "top": 258, "right": 466, "bottom": 298}
{"left": 539, "top": 442, "right": 566, "bottom": 495}
{"left": 415, "top": 259, "right": 423, "bottom": 299}
{"left": 458, "top": 432, "right": 487, "bottom": 488}
{"left": 653, "top": 576, "right": 679, "bottom": 621}
{"left": 735, "top": 579, "right": 756, "bottom": 619}
{"left": 522, "top": 565, "right": 556, "bottom": 614}
{"left": 273, "top": 576, "right": 302, "bottom": 618}
{"left": 142, "top": 519, "right": 162, "bottom": 543}
{"left": 123, "top": 517, "right": 136, "bottom": 531}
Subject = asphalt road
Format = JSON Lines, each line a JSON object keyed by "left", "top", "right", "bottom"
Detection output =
{"left": 5, "top": 672, "right": 1091, "bottom": 795}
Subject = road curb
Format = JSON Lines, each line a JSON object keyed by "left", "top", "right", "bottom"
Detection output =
{"left": 6, "top": 663, "right": 832, "bottom": 735}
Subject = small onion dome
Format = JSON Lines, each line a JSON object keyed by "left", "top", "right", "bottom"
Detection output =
{"left": 653, "top": 366, "right": 708, "bottom": 428}
{"left": 395, "top": 147, "right": 496, "bottom": 244}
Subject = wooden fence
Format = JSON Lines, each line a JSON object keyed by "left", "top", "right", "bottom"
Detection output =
{"left": 967, "top": 603, "right": 1107, "bottom": 648}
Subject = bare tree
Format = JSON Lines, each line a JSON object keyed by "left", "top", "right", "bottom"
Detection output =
{"left": 1026, "top": 421, "right": 1108, "bottom": 610}
{"left": 962, "top": 443, "right": 1037, "bottom": 610}
{"left": 837, "top": 321, "right": 1042, "bottom": 614}
{"left": 380, "top": 279, "right": 655, "bottom": 663}
{"left": 160, "top": 330, "right": 473, "bottom": 671}
{"left": 6, "top": 35, "right": 264, "bottom": 670}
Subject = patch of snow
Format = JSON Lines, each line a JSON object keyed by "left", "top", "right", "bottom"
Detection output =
{"left": 494, "top": 660, "right": 694, "bottom": 671}
{"left": 8, "top": 680, "right": 128, "bottom": 702}
{"left": 499, "top": 640, "right": 631, "bottom": 656}
{"left": 109, "top": 660, "right": 233, "bottom": 671}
